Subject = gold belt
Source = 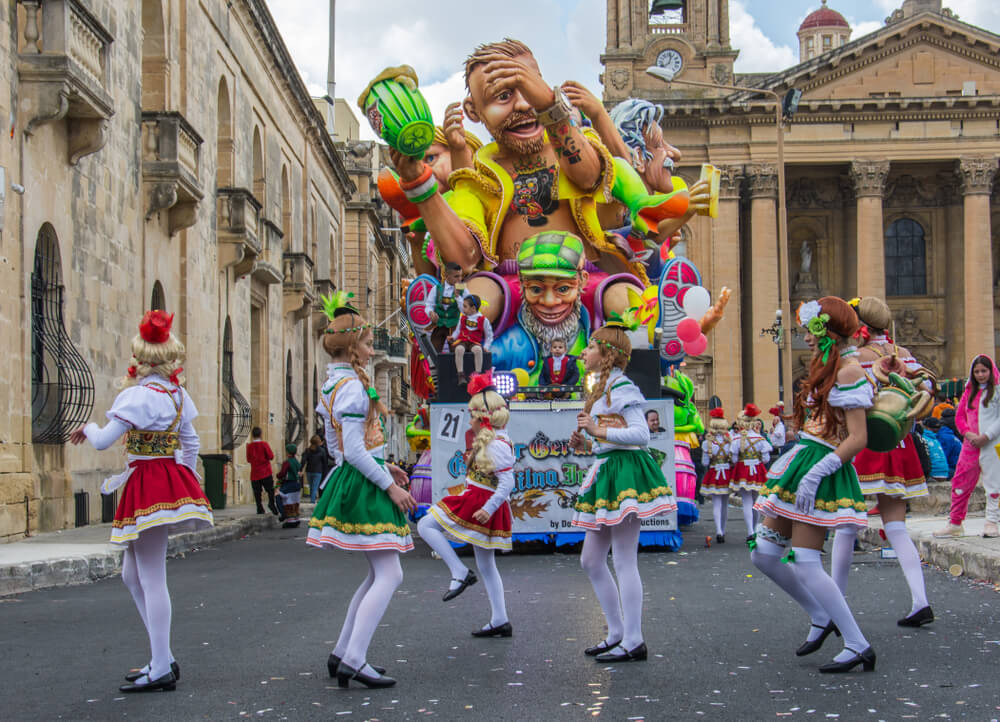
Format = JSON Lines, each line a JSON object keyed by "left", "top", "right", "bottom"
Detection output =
{"left": 468, "top": 468, "right": 498, "bottom": 490}
{"left": 125, "top": 430, "right": 180, "bottom": 457}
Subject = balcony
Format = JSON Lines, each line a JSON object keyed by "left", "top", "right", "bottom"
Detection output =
{"left": 282, "top": 252, "right": 315, "bottom": 319}
{"left": 390, "top": 376, "right": 410, "bottom": 415}
{"left": 17, "top": 0, "right": 114, "bottom": 164}
{"left": 251, "top": 219, "right": 283, "bottom": 285}
{"left": 312, "top": 278, "right": 335, "bottom": 332}
{"left": 388, "top": 336, "right": 407, "bottom": 360}
{"left": 216, "top": 187, "right": 262, "bottom": 275}
{"left": 373, "top": 327, "right": 390, "bottom": 353}
{"left": 142, "top": 112, "right": 204, "bottom": 235}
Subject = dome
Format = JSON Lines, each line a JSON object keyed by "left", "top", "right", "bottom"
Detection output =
{"left": 799, "top": 1, "right": 849, "bottom": 31}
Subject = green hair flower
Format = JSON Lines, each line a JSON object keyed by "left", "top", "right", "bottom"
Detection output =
{"left": 806, "top": 312, "right": 830, "bottom": 338}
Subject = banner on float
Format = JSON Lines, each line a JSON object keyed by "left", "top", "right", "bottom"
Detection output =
{"left": 430, "top": 399, "right": 677, "bottom": 535}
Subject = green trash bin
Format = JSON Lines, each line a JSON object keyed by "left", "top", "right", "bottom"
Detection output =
{"left": 200, "top": 453, "right": 231, "bottom": 510}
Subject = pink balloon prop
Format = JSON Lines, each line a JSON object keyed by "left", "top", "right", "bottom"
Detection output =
{"left": 677, "top": 317, "right": 702, "bottom": 343}
{"left": 684, "top": 333, "right": 708, "bottom": 356}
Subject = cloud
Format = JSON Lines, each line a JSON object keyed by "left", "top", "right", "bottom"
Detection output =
{"left": 730, "top": 0, "right": 798, "bottom": 73}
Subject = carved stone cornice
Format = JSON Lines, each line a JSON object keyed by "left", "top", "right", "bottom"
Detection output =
{"left": 957, "top": 156, "right": 998, "bottom": 196}
{"left": 850, "top": 160, "right": 890, "bottom": 198}
{"left": 717, "top": 164, "right": 744, "bottom": 200}
{"left": 745, "top": 163, "right": 778, "bottom": 199}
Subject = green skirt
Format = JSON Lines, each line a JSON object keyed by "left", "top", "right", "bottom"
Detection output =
{"left": 755, "top": 439, "right": 867, "bottom": 529}
{"left": 307, "top": 461, "right": 413, "bottom": 552}
{"left": 571, "top": 449, "right": 676, "bottom": 530}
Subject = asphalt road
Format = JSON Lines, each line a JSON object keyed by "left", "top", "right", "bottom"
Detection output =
{"left": 2, "top": 507, "right": 998, "bottom": 721}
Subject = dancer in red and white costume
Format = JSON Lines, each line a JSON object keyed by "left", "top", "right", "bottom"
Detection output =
{"left": 418, "top": 372, "right": 516, "bottom": 638}
{"left": 701, "top": 407, "right": 733, "bottom": 542}
{"left": 730, "top": 403, "right": 771, "bottom": 539}
{"left": 70, "top": 310, "right": 213, "bottom": 693}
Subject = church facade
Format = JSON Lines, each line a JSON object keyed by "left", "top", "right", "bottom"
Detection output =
{"left": 603, "top": 0, "right": 999, "bottom": 414}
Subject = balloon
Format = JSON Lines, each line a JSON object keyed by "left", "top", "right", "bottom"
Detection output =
{"left": 682, "top": 286, "right": 712, "bottom": 319}
{"left": 677, "top": 317, "right": 701, "bottom": 343}
{"left": 684, "top": 333, "right": 708, "bottom": 356}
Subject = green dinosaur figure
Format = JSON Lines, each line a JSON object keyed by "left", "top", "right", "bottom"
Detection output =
{"left": 664, "top": 370, "right": 705, "bottom": 436}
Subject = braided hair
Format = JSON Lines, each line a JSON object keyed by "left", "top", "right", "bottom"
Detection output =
{"left": 468, "top": 389, "right": 510, "bottom": 474}
{"left": 322, "top": 310, "right": 388, "bottom": 426}
{"left": 582, "top": 325, "right": 631, "bottom": 414}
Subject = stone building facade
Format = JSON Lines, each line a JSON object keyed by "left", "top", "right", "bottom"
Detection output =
{"left": 603, "top": 0, "right": 999, "bottom": 415}
{"left": 0, "top": 0, "right": 409, "bottom": 540}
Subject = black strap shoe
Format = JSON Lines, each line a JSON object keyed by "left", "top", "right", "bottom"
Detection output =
{"left": 897, "top": 606, "right": 934, "bottom": 627}
{"left": 471, "top": 621, "right": 512, "bottom": 637}
{"left": 119, "top": 670, "right": 177, "bottom": 693}
{"left": 125, "top": 660, "right": 179, "bottom": 682}
{"left": 795, "top": 621, "right": 840, "bottom": 656}
{"left": 442, "top": 569, "right": 477, "bottom": 601}
{"left": 584, "top": 639, "right": 622, "bottom": 656}
{"left": 818, "top": 646, "right": 876, "bottom": 673}
{"left": 595, "top": 642, "right": 648, "bottom": 662}
{"left": 716, "top": 534, "right": 726, "bottom": 544}
{"left": 328, "top": 653, "right": 384, "bottom": 677}
{"left": 336, "top": 662, "right": 396, "bottom": 689}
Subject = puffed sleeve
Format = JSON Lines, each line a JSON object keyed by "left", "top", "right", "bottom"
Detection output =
{"left": 175, "top": 388, "right": 200, "bottom": 472}
{"left": 336, "top": 380, "right": 394, "bottom": 491}
{"left": 84, "top": 387, "right": 146, "bottom": 449}
{"left": 317, "top": 381, "right": 341, "bottom": 459}
{"left": 828, "top": 379, "right": 875, "bottom": 410}
{"left": 481, "top": 439, "right": 516, "bottom": 516}
{"left": 730, "top": 437, "right": 740, "bottom": 463}
{"left": 755, "top": 435, "right": 771, "bottom": 464}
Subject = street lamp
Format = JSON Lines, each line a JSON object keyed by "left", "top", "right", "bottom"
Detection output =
{"left": 760, "top": 309, "right": 784, "bottom": 402}
{"left": 646, "top": 65, "right": 797, "bottom": 405}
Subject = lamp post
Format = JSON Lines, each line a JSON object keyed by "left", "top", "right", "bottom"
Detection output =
{"left": 645, "top": 66, "right": 796, "bottom": 406}
{"left": 759, "top": 309, "right": 784, "bottom": 402}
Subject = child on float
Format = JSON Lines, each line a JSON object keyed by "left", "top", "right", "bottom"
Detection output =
{"left": 416, "top": 372, "right": 516, "bottom": 638}
{"left": 730, "top": 403, "right": 771, "bottom": 540}
{"left": 570, "top": 322, "right": 677, "bottom": 662}
{"left": 834, "top": 297, "right": 933, "bottom": 626}
{"left": 933, "top": 354, "right": 1000, "bottom": 539}
{"left": 701, "top": 407, "right": 733, "bottom": 542}
{"left": 450, "top": 294, "right": 493, "bottom": 385}
{"left": 69, "top": 311, "right": 214, "bottom": 693}
{"left": 752, "top": 297, "right": 876, "bottom": 673}
{"left": 308, "top": 293, "right": 416, "bottom": 689}
{"left": 539, "top": 337, "right": 581, "bottom": 390}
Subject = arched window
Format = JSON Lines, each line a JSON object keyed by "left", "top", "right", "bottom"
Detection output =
{"left": 252, "top": 126, "right": 265, "bottom": 206}
{"left": 150, "top": 280, "right": 166, "bottom": 310}
{"left": 31, "top": 224, "right": 94, "bottom": 443}
{"left": 220, "top": 318, "right": 251, "bottom": 450}
{"left": 280, "top": 166, "right": 291, "bottom": 252}
{"left": 885, "top": 218, "right": 927, "bottom": 296}
{"left": 216, "top": 77, "right": 233, "bottom": 188}
{"left": 285, "top": 351, "right": 304, "bottom": 446}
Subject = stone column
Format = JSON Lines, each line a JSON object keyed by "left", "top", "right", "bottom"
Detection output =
{"left": 710, "top": 164, "right": 744, "bottom": 412}
{"left": 958, "top": 156, "right": 998, "bottom": 360}
{"left": 746, "top": 162, "right": 780, "bottom": 409}
{"left": 849, "top": 160, "right": 890, "bottom": 299}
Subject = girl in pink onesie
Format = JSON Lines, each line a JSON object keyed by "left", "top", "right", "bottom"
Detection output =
{"left": 933, "top": 355, "right": 1000, "bottom": 538}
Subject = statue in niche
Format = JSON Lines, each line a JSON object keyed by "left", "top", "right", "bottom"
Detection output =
{"left": 799, "top": 240, "right": 813, "bottom": 274}
{"left": 792, "top": 239, "right": 820, "bottom": 298}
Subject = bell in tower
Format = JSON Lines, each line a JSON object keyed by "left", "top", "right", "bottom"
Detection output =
{"left": 649, "top": 0, "right": 685, "bottom": 19}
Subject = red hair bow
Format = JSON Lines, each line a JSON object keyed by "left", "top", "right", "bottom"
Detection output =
{"left": 854, "top": 325, "right": 871, "bottom": 344}
{"left": 139, "top": 310, "right": 174, "bottom": 344}
{"left": 466, "top": 370, "right": 495, "bottom": 396}
{"left": 709, "top": 408, "right": 725, "bottom": 419}
{"left": 169, "top": 367, "right": 183, "bottom": 385}
{"left": 127, "top": 366, "right": 137, "bottom": 378}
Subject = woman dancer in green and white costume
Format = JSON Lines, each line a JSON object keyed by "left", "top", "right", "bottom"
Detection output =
{"left": 308, "top": 293, "right": 416, "bottom": 689}
{"left": 753, "top": 296, "right": 876, "bottom": 673}
{"left": 570, "top": 322, "right": 677, "bottom": 663}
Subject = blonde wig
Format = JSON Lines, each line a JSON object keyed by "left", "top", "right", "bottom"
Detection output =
{"left": 467, "top": 389, "right": 510, "bottom": 474}
{"left": 121, "top": 334, "right": 186, "bottom": 388}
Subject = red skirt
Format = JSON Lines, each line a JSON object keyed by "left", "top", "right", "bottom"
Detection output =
{"left": 854, "top": 436, "right": 928, "bottom": 498}
{"left": 731, "top": 461, "right": 767, "bottom": 491}
{"left": 111, "top": 458, "right": 214, "bottom": 544}
{"left": 702, "top": 466, "right": 732, "bottom": 495}
{"left": 427, "top": 484, "right": 512, "bottom": 551}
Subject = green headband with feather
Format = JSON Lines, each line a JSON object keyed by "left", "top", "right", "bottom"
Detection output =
{"left": 320, "top": 291, "right": 371, "bottom": 334}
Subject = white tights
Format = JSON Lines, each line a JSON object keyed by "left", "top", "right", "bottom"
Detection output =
{"left": 331, "top": 550, "right": 403, "bottom": 673}
{"left": 832, "top": 522, "right": 928, "bottom": 615}
{"left": 711, "top": 494, "right": 728, "bottom": 537}
{"left": 738, "top": 490, "right": 758, "bottom": 536}
{"left": 121, "top": 526, "right": 173, "bottom": 681}
{"left": 417, "top": 514, "right": 508, "bottom": 627}
{"left": 579, "top": 515, "right": 644, "bottom": 650}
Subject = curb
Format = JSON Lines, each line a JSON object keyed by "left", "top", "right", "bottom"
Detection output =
{"left": 858, "top": 527, "right": 1000, "bottom": 585}
{"left": 0, "top": 514, "right": 277, "bottom": 597}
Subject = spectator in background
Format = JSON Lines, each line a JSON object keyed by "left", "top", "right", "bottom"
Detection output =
{"left": 301, "top": 435, "right": 327, "bottom": 504}
{"left": 246, "top": 426, "right": 278, "bottom": 515}
{"left": 646, "top": 409, "right": 665, "bottom": 433}
{"left": 917, "top": 420, "right": 949, "bottom": 482}
{"left": 931, "top": 390, "right": 955, "bottom": 419}
{"left": 935, "top": 411, "right": 961, "bottom": 477}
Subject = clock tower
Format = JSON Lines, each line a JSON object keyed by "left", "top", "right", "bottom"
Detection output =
{"left": 601, "top": 0, "right": 739, "bottom": 102}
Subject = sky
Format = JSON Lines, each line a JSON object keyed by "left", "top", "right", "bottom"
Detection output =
{"left": 265, "top": 0, "right": 1000, "bottom": 141}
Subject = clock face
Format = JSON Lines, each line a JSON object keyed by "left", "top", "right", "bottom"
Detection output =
{"left": 656, "top": 49, "right": 683, "bottom": 75}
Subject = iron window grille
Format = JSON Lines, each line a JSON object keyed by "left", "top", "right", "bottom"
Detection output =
{"left": 220, "top": 320, "right": 251, "bottom": 450}
{"left": 285, "top": 354, "right": 304, "bottom": 447}
{"left": 150, "top": 281, "right": 166, "bottom": 310}
{"left": 31, "top": 224, "right": 95, "bottom": 444}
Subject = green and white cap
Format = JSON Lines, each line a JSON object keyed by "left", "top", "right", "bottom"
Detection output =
{"left": 517, "top": 231, "right": 585, "bottom": 279}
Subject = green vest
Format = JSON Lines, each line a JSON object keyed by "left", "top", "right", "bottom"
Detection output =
{"left": 435, "top": 285, "right": 461, "bottom": 328}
